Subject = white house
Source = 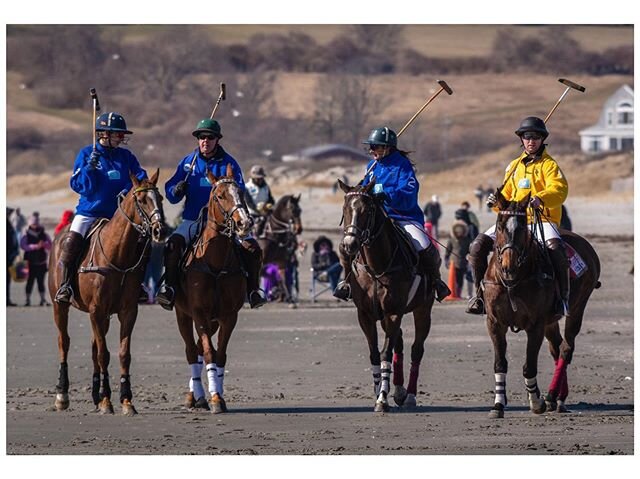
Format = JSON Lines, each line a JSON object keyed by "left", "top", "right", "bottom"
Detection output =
{"left": 579, "top": 85, "right": 634, "bottom": 154}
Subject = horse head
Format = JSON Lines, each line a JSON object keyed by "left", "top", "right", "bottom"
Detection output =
{"left": 129, "top": 169, "right": 166, "bottom": 242}
{"left": 494, "top": 191, "right": 532, "bottom": 282}
{"left": 277, "top": 194, "right": 303, "bottom": 235}
{"left": 339, "top": 178, "right": 381, "bottom": 256}
{"left": 205, "top": 164, "right": 252, "bottom": 238}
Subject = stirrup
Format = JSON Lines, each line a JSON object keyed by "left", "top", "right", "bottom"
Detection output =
{"left": 434, "top": 279, "right": 451, "bottom": 302}
{"left": 249, "top": 290, "right": 267, "bottom": 309}
{"left": 156, "top": 285, "right": 175, "bottom": 311}
{"left": 465, "top": 295, "right": 485, "bottom": 315}
{"left": 55, "top": 284, "right": 74, "bottom": 304}
{"left": 333, "top": 281, "right": 351, "bottom": 301}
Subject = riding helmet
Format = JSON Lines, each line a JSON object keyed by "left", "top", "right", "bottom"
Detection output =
{"left": 95, "top": 112, "right": 133, "bottom": 134}
{"left": 362, "top": 127, "right": 398, "bottom": 148}
{"left": 515, "top": 116, "right": 548, "bottom": 139}
{"left": 192, "top": 118, "right": 223, "bottom": 138}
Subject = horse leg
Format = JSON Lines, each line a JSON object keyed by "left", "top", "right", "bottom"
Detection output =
{"left": 403, "top": 305, "right": 433, "bottom": 409}
{"left": 90, "top": 312, "right": 114, "bottom": 414}
{"left": 117, "top": 308, "right": 138, "bottom": 416}
{"left": 555, "top": 305, "right": 587, "bottom": 412}
{"left": 392, "top": 328, "right": 407, "bottom": 407}
{"left": 176, "top": 309, "right": 208, "bottom": 410}
{"left": 523, "top": 325, "right": 547, "bottom": 415}
{"left": 375, "top": 316, "right": 402, "bottom": 413}
{"left": 53, "top": 301, "right": 71, "bottom": 411}
{"left": 544, "top": 322, "right": 564, "bottom": 411}
{"left": 487, "top": 318, "right": 509, "bottom": 418}
{"left": 209, "top": 315, "right": 239, "bottom": 414}
{"left": 356, "top": 309, "right": 381, "bottom": 400}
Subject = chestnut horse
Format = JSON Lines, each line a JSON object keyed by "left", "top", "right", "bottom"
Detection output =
{"left": 338, "top": 179, "right": 435, "bottom": 412}
{"left": 258, "top": 194, "right": 303, "bottom": 303}
{"left": 484, "top": 192, "right": 601, "bottom": 418}
{"left": 48, "top": 170, "right": 165, "bottom": 415}
{"left": 174, "top": 165, "right": 253, "bottom": 414}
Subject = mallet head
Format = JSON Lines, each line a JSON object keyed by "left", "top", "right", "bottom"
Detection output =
{"left": 220, "top": 83, "right": 226, "bottom": 100}
{"left": 438, "top": 80, "right": 453, "bottom": 95}
{"left": 559, "top": 78, "right": 586, "bottom": 93}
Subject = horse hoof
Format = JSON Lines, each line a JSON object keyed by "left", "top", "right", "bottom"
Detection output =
{"left": 402, "top": 394, "right": 417, "bottom": 409}
{"left": 556, "top": 401, "right": 569, "bottom": 413}
{"left": 122, "top": 399, "right": 138, "bottom": 416}
{"left": 54, "top": 393, "right": 69, "bottom": 411}
{"left": 374, "top": 401, "right": 389, "bottom": 413}
{"left": 98, "top": 398, "right": 114, "bottom": 415}
{"left": 288, "top": 303, "right": 298, "bottom": 309}
{"left": 488, "top": 404, "right": 504, "bottom": 419}
{"left": 184, "top": 392, "right": 195, "bottom": 409}
{"left": 194, "top": 396, "right": 210, "bottom": 410}
{"left": 393, "top": 386, "right": 408, "bottom": 407}
{"left": 210, "top": 394, "right": 227, "bottom": 414}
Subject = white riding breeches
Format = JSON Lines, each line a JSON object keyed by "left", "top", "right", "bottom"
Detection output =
{"left": 397, "top": 220, "right": 431, "bottom": 251}
{"left": 483, "top": 221, "right": 561, "bottom": 243}
{"left": 70, "top": 214, "right": 97, "bottom": 237}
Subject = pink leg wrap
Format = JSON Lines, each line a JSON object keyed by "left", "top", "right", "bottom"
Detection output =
{"left": 407, "top": 361, "right": 420, "bottom": 395}
{"left": 548, "top": 357, "right": 567, "bottom": 397}
{"left": 558, "top": 366, "right": 569, "bottom": 401}
{"left": 393, "top": 353, "right": 404, "bottom": 386}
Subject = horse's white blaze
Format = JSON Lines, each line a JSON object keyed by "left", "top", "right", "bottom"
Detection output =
{"left": 494, "top": 373, "right": 507, "bottom": 406}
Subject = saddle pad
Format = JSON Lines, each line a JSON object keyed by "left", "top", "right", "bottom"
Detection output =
{"left": 565, "top": 243, "right": 587, "bottom": 279}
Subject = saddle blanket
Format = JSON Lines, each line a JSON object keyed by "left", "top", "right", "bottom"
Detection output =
{"left": 566, "top": 243, "right": 587, "bottom": 279}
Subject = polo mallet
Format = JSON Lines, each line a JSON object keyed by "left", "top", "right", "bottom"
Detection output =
{"left": 498, "top": 78, "right": 586, "bottom": 195}
{"left": 89, "top": 88, "right": 101, "bottom": 151}
{"left": 359, "top": 80, "right": 453, "bottom": 183}
{"left": 544, "top": 78, "right": 586, "bottom": 123}
{"left": 184, "top": 82, "right": 227, "bottom": 182}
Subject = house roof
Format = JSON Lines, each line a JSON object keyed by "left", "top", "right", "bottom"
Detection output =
{"left": 282, "top": 143, "right": 370, "bottom": 162}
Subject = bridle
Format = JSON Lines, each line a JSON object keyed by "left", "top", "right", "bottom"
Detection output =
{"left": 495, "top": 209, "right": 535, "bottom": 291}
{"left": 342, "top": 191, "right": 383, "bottom": 247}
{"left": 264, "top": 198, "right": 301, "bottom": 236}
{"left": 207, "top": 178, "right": 248, "bottom": 237}
{"left": 116, "top": 184, "right": 163, "bottom": 238}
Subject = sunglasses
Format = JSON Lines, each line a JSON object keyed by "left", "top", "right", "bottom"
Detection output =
{"left": 197, "top": 134, "right": 217, "bottom": 141}
{"left": 368, "top": 144, "right": 387, "bottom": 151}
{"left": 522, "top": 133, "right": 543, "bottom": 141}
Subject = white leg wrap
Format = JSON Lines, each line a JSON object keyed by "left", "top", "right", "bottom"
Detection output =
{"left": 372, "top": 365, "right": 381, "bottom": 396}
{"left": 525, "top": 376, "right": 543, "bottom": 408}
{"left": 189, "top": 362, "right": 205, "bottom": 399}
{"left": 206, "top": 363, "right": 218, "bottom": 395}
{"left": 494, "top": 373, "right": 507, "bottom": 406}
{"left": 380, "top": 361, "right": 392, "bottom": 395}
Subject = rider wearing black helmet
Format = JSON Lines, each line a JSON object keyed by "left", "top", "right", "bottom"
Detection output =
{"left": 466, "top": 116, "right": 570, "bottom": 316}
{"left": 333, "top": 126, "right": 451, "bottom": 302}
{"left": 55, "top": 112, "right": 147, "bottom": 303}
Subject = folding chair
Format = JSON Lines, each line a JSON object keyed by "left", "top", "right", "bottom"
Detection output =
{"left": 309, "top": 262, "right": 341, "bottom": 303}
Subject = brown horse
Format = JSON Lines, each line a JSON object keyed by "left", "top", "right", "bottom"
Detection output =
{"left": 484, "top": 192, "right": 601, "bottom": 418}
{"left": 174, "top": 164, "right": 253, "bottom": 414}
{"left": 258, "top": 194, "right": 303, "bottom": 303}
{"left": 48, "top": 170, "right": 165, "bottom": 415}
{"left": 338, "top": 179, "right": 435, "bottom": 412}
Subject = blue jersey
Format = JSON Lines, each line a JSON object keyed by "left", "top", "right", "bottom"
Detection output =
{"left": 70, "top": 143, "right": 147, "bottom": 218}
{"left": 165, "top": 147, "right": 246, "bottom": 221}
{"left": 362, "top": 150, "right": 425, "bottom": 224}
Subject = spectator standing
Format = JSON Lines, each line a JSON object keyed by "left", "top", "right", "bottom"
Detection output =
{"left": 444, "top": 219, "right": 473, "bottom": 298}
{"left": 54, "top": 210, "right": 75, "bottom": 237}
{"left": 311, "top": 235, "right": 343, "bottom": 291}
{"left": 474, "top": 184, "right": 485, "bottom": 210}
{"left": 6, "top": 208, "right": 20, "bottom": 306}
{"left": 11, "top": 207, "right": 27, "bottom": 243}
{"left": 20, "top": 213, "right": 52, "bottom": 306}
{"left": 456, "top": 202, "right": 480, "bottom": 240}
{"left": 423, "top": 194, "right": 442, "bottom": 240}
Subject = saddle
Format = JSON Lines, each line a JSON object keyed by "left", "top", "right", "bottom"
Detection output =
{"left": 388, "top": 219, "right": 420, "bottom": 275}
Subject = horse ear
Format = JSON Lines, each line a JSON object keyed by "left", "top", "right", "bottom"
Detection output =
{"left": 294, "top": 193, "right": 301, "bottom": 202}
{"left": 521, "top": 192, "right": 531, "bottom": 209}
{"left": 363, "top": 180, "right": 376, "bottom": 194}
{"left": 129, "top": 171, "right": 140, "bottom": 187}
{"left": 149, "top": 168, "right": 160, "bottom": 185}
{"left": 226, "top": 163, "right": 233, "bottom": 178}
{"left": 337, "top": 178, "right": 351, "bottom": 193}
{"left": 206, "top": 169, "right": 217, "bottom": 185}
{"left": 495, "top": 189, "right": 508, "bottom": 210}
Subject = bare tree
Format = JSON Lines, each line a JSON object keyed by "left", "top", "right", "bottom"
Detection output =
{"left": 312, "top": 75, "right": 381, "bottom": 146}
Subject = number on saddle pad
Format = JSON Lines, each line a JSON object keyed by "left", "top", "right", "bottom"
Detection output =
{"left": 565, "top": 243, "right": 587, "bottom": 279}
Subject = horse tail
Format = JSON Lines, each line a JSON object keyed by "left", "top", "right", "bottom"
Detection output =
{"left": 594, "top": 280, "right": 601, "bottom": 289}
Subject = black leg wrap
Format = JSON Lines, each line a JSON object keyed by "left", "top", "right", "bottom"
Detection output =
{"left": 120, "top": 375, "right": 132, "bottom": 403}
{"left": 100, "top": 373, "right": 111, "bottom": 401}
{"left": 56, "top": 362, "right": 69, "bottom": 394}
{"left": 92, "top": 373, "right": 101, "bottom": 405}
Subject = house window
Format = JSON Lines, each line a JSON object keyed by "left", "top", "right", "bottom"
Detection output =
{"left": 609, "top": 137, "right": 619, "bottom": 150}
{"left": 590, "top": 139, "right": 600, "bottom": 152}
{"left": 617, "top": 101, "right": 633, "bottom": 125}
{"left": 607, "top": 111, "right": 613, "bottom": 125}
{"left": 621, "top": 138, "right": 634, "bottom": 151}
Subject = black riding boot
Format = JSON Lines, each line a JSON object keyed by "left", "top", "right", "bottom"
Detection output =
{"left": 465, "top": 234, "right": 494, "bottom": 315}
{"left": 54, "top": 231, "right": 85, "bottom": 303}
{"left": 156, "top": 235, "right": 185, "bottom": 311}
{"left": 546, "top": 238, "right": 570, "bottom": 316}
{"left": 241, "top": 238, "right": 267, "bottom": 309}
{"left": 419, "top": 243, "right": 451, "bottom": 302}
{"left": 333, "top": 246, "right": 353, "bottom": 301}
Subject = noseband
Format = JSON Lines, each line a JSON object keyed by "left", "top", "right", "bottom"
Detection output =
{"left": 343, "top": 191, "right": 379, "bottom": 246}
{"left": 208, "top": 178, "right": 247, "bottom": 237}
